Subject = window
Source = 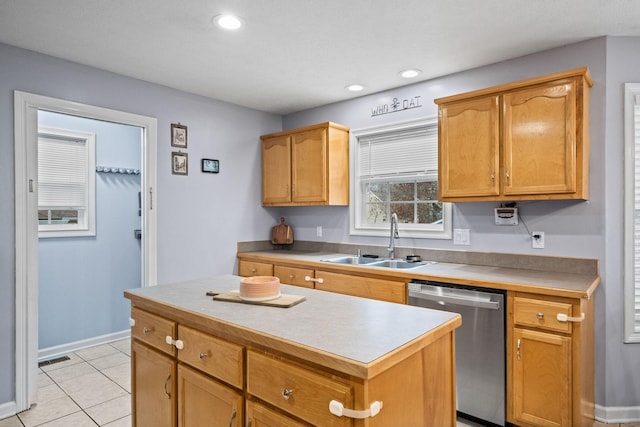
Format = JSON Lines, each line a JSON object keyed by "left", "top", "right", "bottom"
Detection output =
{"left": 38, "top": 127, "right": 96, "bottom": 238}
{"left": 350, "top": 117, "right": 452, "bottom": 239}
{"left": 625, "top": 83, "right": 640, "bottom": 343}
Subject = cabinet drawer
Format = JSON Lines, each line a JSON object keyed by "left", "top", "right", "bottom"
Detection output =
{"left": 316, "top": 270, "right": 406, "bottom": 303}
{"left": 131, "top": 307, "right": 176, "bottom": 356}
{"left": 247, "top": 351, "right": 353, "bottom": 427}
{"left": 274, "top": 265, "right": 315, "bottom": 288}
{"left": 513, "top": 297, "right": 573, "bottom": 333}
{"left": 246, "top": 400, "right": 308, "bottom": 427}
{"left": 239, "top": 260, "right": 274, "bottom": 277}
{"left": 178, "top": 325, "right": 244, "bottom": 389}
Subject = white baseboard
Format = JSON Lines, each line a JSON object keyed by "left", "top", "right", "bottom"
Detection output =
{"left": 37, "top": 330, "right": 130, "bottom": 362}
{"left": 595, "top": 404, "right": 640, "bottom": 423}
{"left": 0, "top": 400, "right": 18, "bottom": 420}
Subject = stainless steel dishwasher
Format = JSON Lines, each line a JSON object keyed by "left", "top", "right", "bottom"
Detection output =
{"left": 408, "top": 279, "right": 506, "bottom": 426}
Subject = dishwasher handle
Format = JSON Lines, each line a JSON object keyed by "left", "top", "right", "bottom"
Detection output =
{"left": 408, "top": 287, "right": 501, "bottom": 310}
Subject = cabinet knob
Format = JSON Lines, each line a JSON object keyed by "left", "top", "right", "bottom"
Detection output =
{"left": 281, "top": 388, "right": 294, "bottom": 400}
{"left": 199, "top": 352, "right": 208, "bottom": 360}
{"left": 143, "top": 326, "right": 153, "bottom": 335}
{"left": 251, "top": 268, "right": 257, "bottom": 273}
{"left": 537, "top": 312, "right": 544, "bottom": 320}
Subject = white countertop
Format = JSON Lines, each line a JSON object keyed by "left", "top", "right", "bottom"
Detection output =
{"left": 125, "top": 274, "right": 460, "bottom": 365}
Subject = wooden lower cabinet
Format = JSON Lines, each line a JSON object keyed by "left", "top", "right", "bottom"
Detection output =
{"left": 507, "top": 292, "right": 594, "bottom": 427}
{"left": 246, "top": 401, "right": 307, "bottom": 427}
{"left": 315, "top": 270, "right": 406, "bottom": 303}
{"left": 178, "top": 365, "right": 243, "bottom": 427}
{"left": 238, "top": 260, "right": 274, "bottom": 277}
{"left": 512, "top": 328, "right": 571, "bottom": 427}
{"left": 132, "top": 340, "right": 176, "bottom": 427}
{"left": 274, "top": 264, "right": 315, "bottom": 288}
{"left": 240, "top": 258, "right": 405, "bottom": 303}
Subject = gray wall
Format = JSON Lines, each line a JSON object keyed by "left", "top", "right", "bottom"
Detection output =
{"left": 0, "top": 42, "right": 281, "bottom": 405}
{"left": 38, "top": 111, "right": 142, "bottom": 350}
{"left": 281, "top": 37, "right": 638, "bottom": 412}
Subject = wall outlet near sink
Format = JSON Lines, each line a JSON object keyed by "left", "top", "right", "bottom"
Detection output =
{"left": 532, "top": 231, "right": 545, "bottom": 249}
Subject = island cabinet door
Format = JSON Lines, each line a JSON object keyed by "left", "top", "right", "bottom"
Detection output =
{"left": 132, "top": 340, "right": 176, "bottom": 427}
{"left": 177, "top": 365, "right": 243, "bottom": 427}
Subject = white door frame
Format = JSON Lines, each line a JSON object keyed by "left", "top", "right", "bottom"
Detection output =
{"left": 13, "top": 91, "right": 158, "bottom": 411}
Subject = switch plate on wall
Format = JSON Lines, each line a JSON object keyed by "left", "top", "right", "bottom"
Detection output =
{"left": 453, "top": 229, "right": 470, "bottom": 245}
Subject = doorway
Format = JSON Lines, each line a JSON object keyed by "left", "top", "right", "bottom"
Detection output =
{"left": 13, "top": 91, "right": 157, "bottom": 411}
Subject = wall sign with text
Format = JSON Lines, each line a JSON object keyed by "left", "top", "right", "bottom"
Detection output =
{"left": 371, "top": 95, "right": 422, "bottom": 117}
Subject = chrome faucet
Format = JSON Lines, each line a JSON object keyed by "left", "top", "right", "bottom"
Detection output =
{"left": 387, "top": 212, "right": 399, "bottom": 259}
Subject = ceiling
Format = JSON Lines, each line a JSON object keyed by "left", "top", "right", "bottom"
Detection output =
{"left": 1, "top": 1, "right": 640, "bottom": 115}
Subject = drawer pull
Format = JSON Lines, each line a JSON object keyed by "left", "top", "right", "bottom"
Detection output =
{"left": 304, "top": 276, "right": 324, "bottom": 284}
{"left": 281, "top": 388, "right": 294, "bottom": 400}
{"left": 536, "top": 312, "right": 544, "bottom": 320}
{"left": 199, "top": 352, "right": 208, "bottom": 360}
{"left": 143, "top": 326, "right": 154, "bottom": 335}
{"left": 165, "top": 336, "right": 184, "bottom": 350}
{"left": 329, "top": 400, "right": 383, "bottom": 419}
{"left": 129, "top": 318, "right": 136, "bottom": 327}
{"left": 557, "top": 312, "right": 585, "bottom": 323}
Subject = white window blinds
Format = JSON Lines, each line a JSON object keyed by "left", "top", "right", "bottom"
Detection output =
{"left": 358, "top": 126, "right": 438, "bottom": 180}
{"left": 38, "top": 136, "right": 89, "bottom": 209}
{"left": 625, "top": 84, "right": 640, "bottom": 342}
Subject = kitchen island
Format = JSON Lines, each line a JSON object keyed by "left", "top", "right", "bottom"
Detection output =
{"left": 124, "top": 274, "right": 462, "bottom": 427}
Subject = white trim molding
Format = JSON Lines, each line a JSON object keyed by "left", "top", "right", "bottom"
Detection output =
{"left": 595, "top": 403, "right": 640, "bottom": 424}
{"left": 13, "top": 90, "right": 157, "bottom": 413}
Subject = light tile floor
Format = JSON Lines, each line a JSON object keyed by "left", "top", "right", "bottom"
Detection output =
{"left": 1, "top": 339, "right": 131, "bottom": 427}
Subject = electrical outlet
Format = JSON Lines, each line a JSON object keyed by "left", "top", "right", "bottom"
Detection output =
{"left": 316, "top": 226, "right": 322, "bottom": 237}
{"left": 532, "top": 231, "right": 545, "bottom": 249}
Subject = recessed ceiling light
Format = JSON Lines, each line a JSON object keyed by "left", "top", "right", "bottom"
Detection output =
{"left": 212, "top": 14, "right": 243, "bottom": 30}
{"left": 346, "top": 84, "right": 364, "bottom": 92}
{"left": 400, "top": 69, "right": 421, "bottom": 79}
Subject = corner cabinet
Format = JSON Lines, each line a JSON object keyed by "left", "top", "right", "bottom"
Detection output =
{"left": 261, "top": 122, "right": 350, "bottom": 206}
{"left": 507, "top": 292, "right": 595, "bottom": 427}
{"left": 435, "top": 67, "right": 592, "bottom": 202}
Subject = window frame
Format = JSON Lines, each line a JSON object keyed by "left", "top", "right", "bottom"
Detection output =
{"left": 624, "top": 83, "right": 640, "bottom": 343}
{"left": 37, "top": 126, "right": 96, "bottom": 238}
{"left": 349, "top": 117, "right": 452, "bottom": 239}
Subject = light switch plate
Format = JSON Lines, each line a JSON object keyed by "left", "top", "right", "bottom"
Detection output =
{"left": 453, "top": 229, "right": 470, "bottom": 245}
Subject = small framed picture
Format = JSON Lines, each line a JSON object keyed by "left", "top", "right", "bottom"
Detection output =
{"left": 201, "top": 159, "right": 219, "bottom": 173}
{"left": 171, "top": 151, "right": 188, "bottom": 175}
{"left": 171, "top": 123, "right": 187, "bottom": 148}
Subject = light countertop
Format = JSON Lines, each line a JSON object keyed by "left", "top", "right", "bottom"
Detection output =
{"left": 125, "top": 274, "right": 461, "bottom": 376}
{"left": 238, "top": 249, "right": 600, "bottom": 299}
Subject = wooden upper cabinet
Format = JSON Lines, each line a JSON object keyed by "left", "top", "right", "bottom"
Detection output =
{"left": 435, "top": 67, "right": 592, "bottom": 202}
{"left": 261, "top": 134, "right": 292, "bottom": 205}
{"left": 261, "top": 122, "right": 349, "bottom": 206}
{"left": 438, "top": 95, "right": 500, "bottom": 198}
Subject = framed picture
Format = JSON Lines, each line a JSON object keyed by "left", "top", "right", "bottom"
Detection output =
{"left": 201, "top": 158, "right": 220, "bottom": 173}
{"left": 171, "top": 123, "right": 187, "bottom": 148}
{"left": 171, "top": 151, "right": 188, "bottom": 175}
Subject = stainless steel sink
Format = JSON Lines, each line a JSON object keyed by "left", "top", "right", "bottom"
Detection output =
{"left": 321, "top": 256, "right": 382, "bottom": 265}
{"left": 369, "top": 259, "right": 432, "bottom": 269}
{"left": 322, "top": 256, "right": 433, "bottom": 269}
